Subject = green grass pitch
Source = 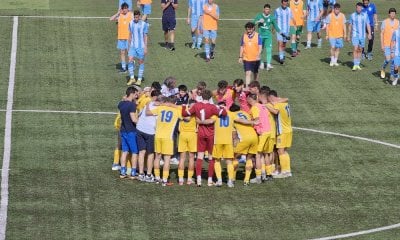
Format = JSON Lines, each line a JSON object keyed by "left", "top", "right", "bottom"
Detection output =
{"left": 0, "top": 0, "right": 399, "bottom": 239}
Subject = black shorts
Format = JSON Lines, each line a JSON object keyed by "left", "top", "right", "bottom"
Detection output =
{"left": 243, "top": 60, "right": 260, "bottom": 73}
{"left": 136, "top": 130, "right": 155, "bottom": 152}
{"left": 162, "top": 17, "right": 176, "bottom": 32}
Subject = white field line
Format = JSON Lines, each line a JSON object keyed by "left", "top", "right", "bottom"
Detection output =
{"left": 0, "top": 15, "right": 251, "bottom": 20}
{"left": 0, "top": 16, "right": 18, "bottom": 240}
{"left": 293, "top": 127, "right": 400, "bottom": 149}
{"left": 309, "top": 223, "right": 400, "bottom": 240}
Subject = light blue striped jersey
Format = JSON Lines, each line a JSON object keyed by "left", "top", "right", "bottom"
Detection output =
{"left": 348, "top": 12, "right": 370, "bottom": 38}
{"left": 188, "top": 0, "right": 205, "bottom": 17}
{"left": 392, "top": 29, "right": 400, "bottom": 56}
{"left": 129, "top": 20, "right": 149, "bottom": 49}
{"left": 307, "top": 0, "right": 323, "bottom": 21}
{"left": 274, "top": 7, "right": 293, "bottom": 33}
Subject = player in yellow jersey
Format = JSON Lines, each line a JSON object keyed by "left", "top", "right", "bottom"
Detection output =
{"left": 268, "top": 90, "right": 293, "bottom": 178}
{"left": 229, "top": 104, "right": 258, "bottom": 186}
{"left": 146, "top": 96, "right": 182, "bottom": 186}
{"left": 110, "top": 3, "right": 133, "bottom": 73}
{"left": 136, "top": 86, "right": 151, "bottom": 113}
{"left": 177, "top": 100, "right": 197, "bottom": 185}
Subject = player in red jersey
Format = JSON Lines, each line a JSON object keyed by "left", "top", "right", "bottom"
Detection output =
{"left": 182, "top": 89, "right": 227, "bottom": 186}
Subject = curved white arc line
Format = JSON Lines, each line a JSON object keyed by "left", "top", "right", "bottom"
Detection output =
{"left": 309, "top": 223, "right": 400, "bottom": 240}
{"left": 293, "top": 127, "right": 400, "bottom": 149}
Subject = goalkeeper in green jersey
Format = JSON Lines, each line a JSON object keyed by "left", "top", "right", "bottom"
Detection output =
{"left": 254, "top": 4, "right": 288, "bottom": 71}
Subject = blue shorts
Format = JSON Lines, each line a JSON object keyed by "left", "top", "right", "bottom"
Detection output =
{"left": 329, "top": 38, "right": 344, "bottom": 49}
{"left": 276, "top": 32, "right": 289, "bottom": 42}
{"left": 190, "top": 15, "right": 201, "bottom": 30}
{"left": 203, "top": 30, "right": 217, "bottom": 40}
{"left": 141, "top": 4, "right": 152, "bottom": 15}
{"left": 243, "top": 60, "right": 260, "bottom": 73}
{"left": 117, "top": 40, "right": 129, "bottom": 50}
{"left": 307, "top": 20, "right": 321, "bottom": 32}
{"left": 352, "top": 36, "right": 365, "bottom": 48}
{"left": 136, "top": 130, "right": 155, "bottom": 152}
{"left": 162, "top": 17, "right": 176, "bottom": 32}
{"left": 394, "top": 56, "right": 400, "bottom": 67}
{"left": 121, "top": 131, "right": 138, "bottom": 153}
{"left": 384, "top": 47, "right": 391, "bottom": 57}
{"left": 128, "top": 47, "right": 145, "bottom": 60}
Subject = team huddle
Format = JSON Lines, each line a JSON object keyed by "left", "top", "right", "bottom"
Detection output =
{"left": 110, "top": 0, "right": 400, "bottom": 186}
{"left": 113, "top": 79, "right": 292, "bottom": 187}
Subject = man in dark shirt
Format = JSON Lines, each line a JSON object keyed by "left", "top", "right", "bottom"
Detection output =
{"left": 161, "top": 0, "right": 178, "bottom": 50}
{"left": 118, "top": 86, "right": 139, "bottom": 178}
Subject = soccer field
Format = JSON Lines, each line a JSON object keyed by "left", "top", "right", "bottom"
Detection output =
{"left": 0, "top": 0, "right": 400, "bottom": 239}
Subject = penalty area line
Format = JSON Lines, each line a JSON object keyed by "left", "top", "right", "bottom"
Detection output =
{"left": 0, "top": 16, "right": 18, "bottom": 240}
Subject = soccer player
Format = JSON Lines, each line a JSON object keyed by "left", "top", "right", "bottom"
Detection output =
{"left": 230, "top": 104, "right": 258, "bottom": 186}
{"left": 112, "top": 113, "right": 123, "bottom": 171}
{"left": 253, "top": 4, "right": 281, "bottom": 71}
{"left": 325, "top": 3, "right": 346, "bottom": 67}
{"left": 136, "top": 86, "right": 152, "bottom": 113}
{"left": 177, "top": 100, "right": 197, "bottom": 185}
{"left": 289, "top": 0, "right": 306, "bottom": 56}
{"left": 146, "top": 96, "right": 182, "bottom": 186}
{"left": 380, "top": 8, "right": 398, "bottom": 80}
{"left": 213, "top": 80, "right": 234, "bottom": 109}
{"left": 232, "top": 78, "right": 250, "bottom": 113}
{"left": 187, "top": 0, "right": 206, "bottom": 49}
{"left": 127, "top": 10, "right": 149, "bottom": 86}
{"left": 136, "top": 89, "right": 161, "bottom": 181}
{"left": 137, "top": 0, "right": 152, "bottom": 21}
{"left": 362, "top": 0, "right": 378, "bottom": 60}
{"left": 119, "top": 0, "right": 133, "bottom": 11}
{"left": 391, "top": 23, "right": 400, "bottom": 86}
{"left": 305, "top": 0, "right": 324, "bottom": 49}
{"left": 176, "top": 84, "right": 190, "bottom": 105}
{"left": 268, "top": 90, "right": 293, "bottom": 178}
{"left": 161, "top": 0, "right": 178, "bottom": 51}
{"left": 182, "top": 89, "right": 227, "bottom": 186}
{"left": 321, "top": 0, "right": 335, "bottom": 28}
{"left": 110, "top": 3, "right": 133, "bottom": 74}
{"left": 197, "top": 102, "right": 236, "bottom": 187}
{"left": 347, "top": 2, "right": 371, "bottom": 71}
{"left": 118, "top": 86, "right": 139, "bottom": 179}
{"left": 238, "top": 22, "right": 262, "bottom": 86}
{"left": 203, "top": 0, "right": 219, "bottom": 62}
{"left": 274, "top": 0, "right": 293, "bottom": 65}
{"left": 247, "top": 93, "right": 272, "bottom": 184}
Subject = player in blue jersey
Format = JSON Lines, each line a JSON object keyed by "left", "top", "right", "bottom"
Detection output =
{"left": 347, "top": 2, "right": 371, "bottom": 71}
{"left": 127, "top": 10, "right": 149, "bottom": 86}
{"left": 274, "top": 0, "right": 294, "bottom": 65}
{"left": 305, "top": 0, "right": 324, "bottom": 49}
{"left": 362, "top": 0, "right": 378, "bottom": 60}
{"left": 321, "top": 0, "right": 335, "bottom": 29}
{"left": 187, "top": 0, "right": 205, "bottom": 49}
{"left": 391, "top": 27, "right": 400, "bottom": 85}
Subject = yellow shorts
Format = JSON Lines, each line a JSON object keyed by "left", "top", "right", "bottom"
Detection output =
{"left": 277, "top": 132, "right": 292, "bottom": 149}
{"left": 155, "top": 138, "right": 174, "bottom": 155}
{"left": 266, "top": 132, "right": 276, "bottom": 153}
{"left": 178, "top": 131, "right": 197, "bottom": 153}
{"left": 257, "top": 133, "right": 271, "bottom": 153}
{"left": 213, "top": 144, "right": 234, "bottom": 159}
{"left": 234, "top": 136, "right": 258, "bottom": 155}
